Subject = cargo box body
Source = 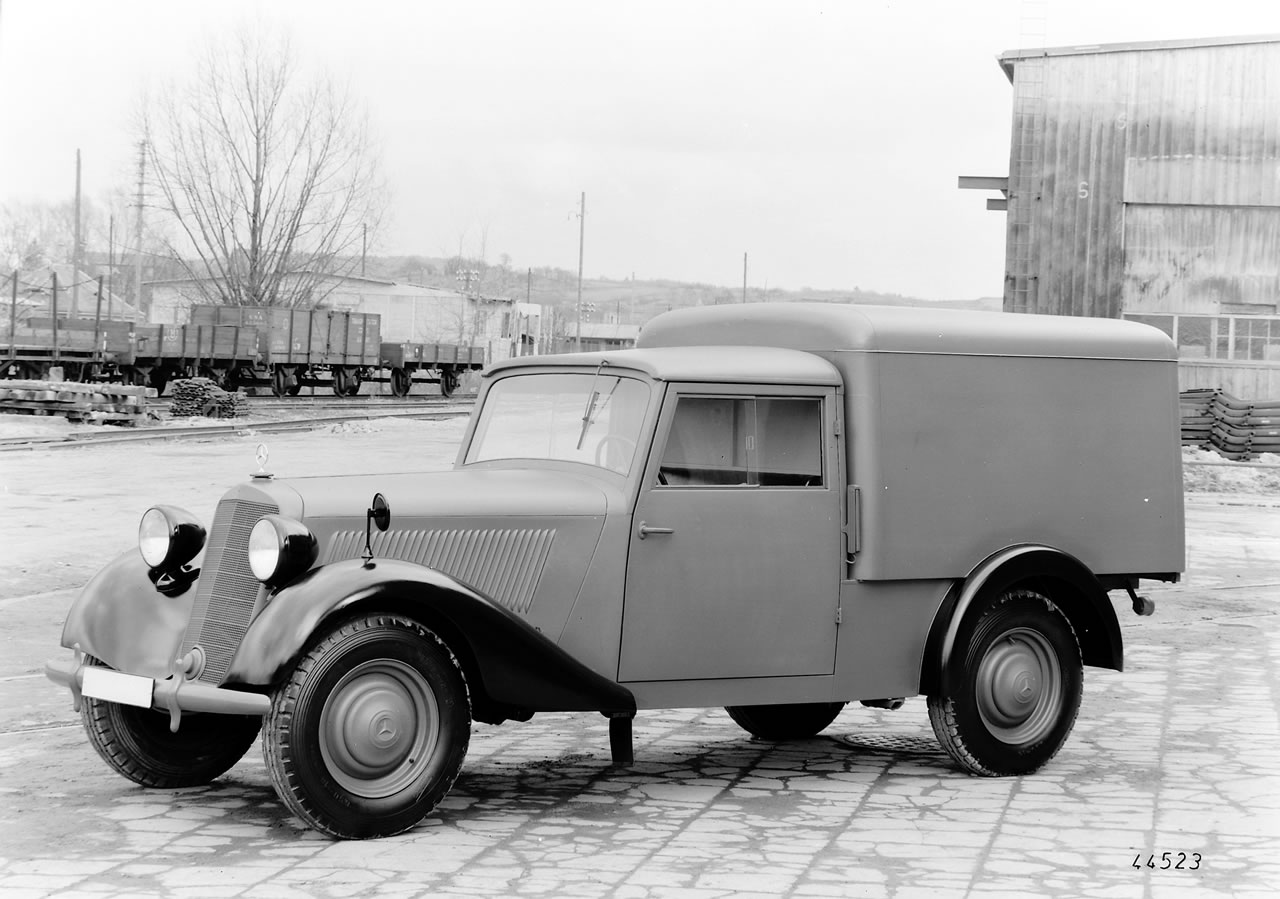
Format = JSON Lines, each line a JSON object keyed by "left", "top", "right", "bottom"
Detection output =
{"left": 190, "top": 305, "right": 381, "bottom": 367}
{"left": 127, "top": 323, "right": 259, "bottom": 365}
{"left": 637, "top": 303, "right": 1184, "bottom": 584}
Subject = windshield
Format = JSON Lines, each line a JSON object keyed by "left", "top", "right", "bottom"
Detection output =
{"left": 465, "top": 371, "right": 651, "bottom": 474}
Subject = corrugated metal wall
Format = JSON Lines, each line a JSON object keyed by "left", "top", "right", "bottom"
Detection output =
{"left": 1004, "top": 40, "right": 1280, "bottom": 319}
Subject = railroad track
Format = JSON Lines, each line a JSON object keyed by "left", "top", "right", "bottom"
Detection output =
{"left": 0, "top": 399, "right": 475, "bottom": 452}
{"left": 144, "top": 393, "right": 476, "bottom": 412}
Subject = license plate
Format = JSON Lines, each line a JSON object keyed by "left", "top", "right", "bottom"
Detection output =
{"left": 82, "top": 667, "right": 154, "bottom": 708}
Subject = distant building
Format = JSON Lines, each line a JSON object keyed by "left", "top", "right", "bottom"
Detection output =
{"left": 4, "top": 265, "right": 139, "bottom": 325}
{"left": 549, "top": 321, "right": 641, "bottom": 353}
{"left": 962, "top": 34, "right": 1280, "bottom": 396}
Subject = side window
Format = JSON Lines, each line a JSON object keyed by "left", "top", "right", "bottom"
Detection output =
{"left": 659, "top": 397, "right": 752, "bottom": 486}
{"left": 658, "top": 395, "right": 824, "bottom": 487}
{"left": 756, "top": 398, "right": 823, "bottom": 487}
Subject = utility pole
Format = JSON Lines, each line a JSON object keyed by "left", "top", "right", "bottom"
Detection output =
{"left": 742, "top": 252, "right": 747, "bottom": 303}
{"left": 361, "top": 223, "right": 367, "bottom": 276}
{"left": 107, "top": 214, "right": 114, "bottom": 321}
{"left": 72, "top": 149, "right": 82, "bottom": 318}
{"left": 133, "top": 140, "right": 145, "bottom": 320}
{"left": 575, "top": 191, "right": 584, "bottom": 352}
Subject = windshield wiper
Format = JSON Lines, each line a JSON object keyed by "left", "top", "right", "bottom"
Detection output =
{"left": 576, "top": 360, "right": 609, "bottom": 450}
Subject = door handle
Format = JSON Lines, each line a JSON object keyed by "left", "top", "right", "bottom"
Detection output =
{"left": 637, "top": 521, "right": 675, "bottom": 539}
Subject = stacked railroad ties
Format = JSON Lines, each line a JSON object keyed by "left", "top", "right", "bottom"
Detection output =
{"left": 1181, "top": 388, "right": 1280, "bottom": 459}
{"left": 0, "top": 378, "right": 152, "bottom": 426}
{"left": 167, "top": 378, "right": 250, "bottom": 419}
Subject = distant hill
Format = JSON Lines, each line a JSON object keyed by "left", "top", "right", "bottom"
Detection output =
{"left": 364, "top": 255, "right": 1002, "bottom": 333}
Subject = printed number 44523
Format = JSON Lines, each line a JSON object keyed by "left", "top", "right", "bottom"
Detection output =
{"left": 1133, "top": 852, "right": 1201, "bottom": 870}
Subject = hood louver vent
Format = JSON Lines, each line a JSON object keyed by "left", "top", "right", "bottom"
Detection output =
{"left": 324, "top": 527, "right": 556, "bottom": 614}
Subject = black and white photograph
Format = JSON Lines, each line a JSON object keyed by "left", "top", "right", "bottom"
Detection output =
{"left": 2, "top": 1, "right": 1279, "bottom": 896}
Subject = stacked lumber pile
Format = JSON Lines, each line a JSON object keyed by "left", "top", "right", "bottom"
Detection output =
{"left": 0, "top": 379, "right": 153, "bottom": 426}
{"left": 169, "top": 378, "right": 250, "bottom": 419}
{"left": 1180, "top": 388, "right": 1280, "bottom": 460}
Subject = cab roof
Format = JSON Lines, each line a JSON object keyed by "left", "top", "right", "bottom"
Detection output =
{"left": 486, "top": 344, "right": 841, "bottom": 385}
{"left": 636, "top": 302, "right": 1177, "bottom": 361}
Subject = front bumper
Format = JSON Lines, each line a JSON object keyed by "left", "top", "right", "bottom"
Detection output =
{"left": 46, "top": 650, "right": 270, "bottom": 732}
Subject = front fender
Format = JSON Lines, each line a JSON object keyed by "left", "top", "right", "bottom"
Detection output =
{"left": 226, "top": 558, "right": 634, "bottom": 715}
{"left": 59, "top": 550, "right": 191, "bottom": 680}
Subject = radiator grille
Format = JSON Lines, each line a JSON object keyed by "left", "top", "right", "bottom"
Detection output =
{"left": 183, "top": 498, "right": 277, "bottom": 683}
{"left": 324, "top": 527, "right": 555, "bottom": 613}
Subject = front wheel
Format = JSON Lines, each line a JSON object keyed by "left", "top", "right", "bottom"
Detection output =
{"left": 928, "top": 589, "right": 1082, "bottom": 776}
{"left": 263, "top": 615, "right": 471, "bottom": 839}
{"left": 725, "top": 702, "right": 847, "bottom": 740}
{"left": 80, "top": 661, "right": 262, "bottom": 788}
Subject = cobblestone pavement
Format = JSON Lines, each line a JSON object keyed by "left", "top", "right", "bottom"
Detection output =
{"left": 2, "top": 425, "right": 1277, "bottom": 898}
{"left": 2, "top": 627, "right": 1278, "bottom": 899}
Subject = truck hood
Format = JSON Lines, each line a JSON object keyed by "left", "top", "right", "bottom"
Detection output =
{"left": 273, "top": 467, "right": 612, "bottom": 521}
{"left": 226, "top": 466, "right": 614, "bottom": 629}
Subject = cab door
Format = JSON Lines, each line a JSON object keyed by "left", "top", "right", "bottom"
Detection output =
{"left": 619, "top": 385, "right": 842, "bottom": 682}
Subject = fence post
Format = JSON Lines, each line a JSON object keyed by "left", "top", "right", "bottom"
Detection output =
{"left": 8, "top": 271, "right": 16, "bottom": 364}
{"left": 93, "top": 276, "right": 105, "bottom": 372}
{"left": 51, "top": 271, "right": 59, "bottom": 362}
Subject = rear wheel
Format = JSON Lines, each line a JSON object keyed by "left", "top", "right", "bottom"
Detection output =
{"left": 263, "top": 615, "right": 471, "bottom": 839}
{"left": 80, "top": 661, "right": 262, "bottom": 788}
{"left": 928, "top": 589, "right": 1082, "bottom": 776}
{"left": 725, "top": 702, "right": 846, "bottom": 740}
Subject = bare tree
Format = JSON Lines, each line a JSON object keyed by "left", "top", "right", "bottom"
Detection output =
{"left": 0, "top": 200, "right": 78, "bottom": 269}
{"left": 143, "top": 27, "right": 383, "bottom": 307}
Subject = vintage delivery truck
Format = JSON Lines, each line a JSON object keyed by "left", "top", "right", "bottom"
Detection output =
{"left": 47, "top": 303, "right": 1184, "bottom": 839}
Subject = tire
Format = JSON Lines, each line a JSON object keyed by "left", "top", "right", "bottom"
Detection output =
{"left": 725, "top": 702, "right": 846, "bottom": 741}
{"left": 928, "top": 589, "right": 1082, "bottom": 776}
{"left": 149, "top": 367, "right": 171, "bottom": 395}
{"left": 440, "top": 368, "right": 459, "bottom": 398}
{"left": 263, "top": 615, "right": 471, "bottom": 839}
{"left": 80, "top": 661, "right": 262, "bottom": 788}
{"left": 330, "top": 367, "right": 348, "bottom": 396}
{"left": 272, "top": 366, "right": 299, "bottom": 397}
{"left": 390, "top": 367, "right": 411, "bottom": 397}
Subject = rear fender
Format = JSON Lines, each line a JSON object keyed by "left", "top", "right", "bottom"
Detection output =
{"left": 923, "top": 545, "right": 1123, "bottom": 696}
{"left": 59, "top": 550, "right": 191, "bottom": 680}
{"left": 226, "top": 558, "right": 634, "bottom": 716}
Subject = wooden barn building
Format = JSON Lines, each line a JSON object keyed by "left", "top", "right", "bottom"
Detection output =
{"left": 962, "top": 34, "right": 1280, "bottom": 397}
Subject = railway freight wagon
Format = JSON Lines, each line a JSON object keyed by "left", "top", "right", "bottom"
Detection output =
{"left": 3, "top": 306, "right": 485, "bottom": 397}
{"left": 2, "top": 317, "right": 119, "bottom": 381}
{"left": 189, "top": 305, "right": 380, "bottom": 396}
{"left": 188, "top": 305, "right": 482, "bottom": 397}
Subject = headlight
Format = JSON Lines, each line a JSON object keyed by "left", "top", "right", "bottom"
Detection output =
{"left": 248, "top": 515, "right": 318, "bottom": 587}
{"left": 139, "top": 506, "right": 206, "bottom": 572}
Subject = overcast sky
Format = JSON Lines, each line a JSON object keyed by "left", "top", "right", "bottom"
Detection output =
{"left": 2, "top": 0, "right": 1278, "bottom": 300}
